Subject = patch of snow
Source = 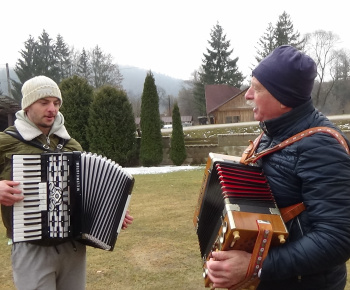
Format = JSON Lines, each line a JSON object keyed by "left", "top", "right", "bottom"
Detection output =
{"left": 123, "top": 165, "right": 203, "bottom": 175}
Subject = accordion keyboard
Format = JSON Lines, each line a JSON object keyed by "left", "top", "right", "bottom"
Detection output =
{"left": 12, "top": 154, "right": 72, "bottom": 242}
{"left": 12, "top": 155, "right": 47, "bottom": 242}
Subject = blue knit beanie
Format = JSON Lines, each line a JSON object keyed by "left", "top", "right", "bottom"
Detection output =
{"left": 252, "top": 45, "right": 317, "bottom": 108}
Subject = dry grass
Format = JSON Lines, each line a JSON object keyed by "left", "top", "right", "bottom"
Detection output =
{"left": 0, "top": 169, "right": 349, "bottom": 289}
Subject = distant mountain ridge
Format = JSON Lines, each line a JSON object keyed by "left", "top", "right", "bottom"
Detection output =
{"left": 0, "top": 66, "right": 185, "bottom": 98}
{"left": 120, "top": 65, "right": 184, "bottom": 97}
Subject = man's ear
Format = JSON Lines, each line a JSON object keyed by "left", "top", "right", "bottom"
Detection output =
{"left": 280, "top": 103, "right": 292, "bottom": 112}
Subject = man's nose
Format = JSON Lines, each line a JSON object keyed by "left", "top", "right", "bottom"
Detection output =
{"left": 245, "top": 87, "right": 254, "bottom": 100}
{"left": 47, "top": 102, "right": 57, "bottom": 111}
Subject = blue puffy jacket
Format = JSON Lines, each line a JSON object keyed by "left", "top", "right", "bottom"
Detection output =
{"left": 257, "top": 100, "right": 350, "bottom": 290}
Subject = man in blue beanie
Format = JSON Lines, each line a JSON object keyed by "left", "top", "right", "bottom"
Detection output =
{"left": 206, "top": 45, "right": 350, "bottom": 290}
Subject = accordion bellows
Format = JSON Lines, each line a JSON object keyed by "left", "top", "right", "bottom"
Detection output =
{"left": 12, "top": 151, "right": 134, "bottom": 251}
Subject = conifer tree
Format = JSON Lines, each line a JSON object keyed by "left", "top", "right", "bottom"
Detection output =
{"left": 55, "top": 34, "right": 72, "bottom": 80}
{"left": 255, "top": 11, "right": 304, "bottom": 65}
{"left": 194, "top": 22, "right": 244, "bottom": 115}
{"left": 12, "top": 30, "right": 62, "bottom": 100}
{"left": 76, "top": 48, "right": 92, "bottom": 82}
{"left": 200, "top": 22, "right": 244, "bottom": 86}
{"left": 255, "top": 23, "right": 276, "bottom": 63}
{"left": 139, "top": 71, "right": 163, "bottom": 166}
{"left": 88, "top": 86, "right": 137, "bottom": 166}
{"left": 275, "top": 11, "right": 304, "bottom": 49}
{"left": 12, "top": 35, "right": 38, "bottom": 102}
{"left": 59, "top": 76, "right": 93, "bottom": 151}
{"left": 36, "top": 30, "right": 60, "bottom": 82}
{"left": 169, "top": 103, "right": 187, "bottom": 165}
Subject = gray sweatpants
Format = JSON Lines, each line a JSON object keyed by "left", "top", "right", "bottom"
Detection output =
{"left": 11, "top": 241, "right": 86, "bottom": 290}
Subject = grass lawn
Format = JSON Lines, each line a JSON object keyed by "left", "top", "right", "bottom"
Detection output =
{"left": 0, "top": 168, "right": 349, "bottom": 289}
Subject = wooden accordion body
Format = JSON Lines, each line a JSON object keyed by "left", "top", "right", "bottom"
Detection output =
{"left": 193, "top": 153, "right": 288, "bottom": 289}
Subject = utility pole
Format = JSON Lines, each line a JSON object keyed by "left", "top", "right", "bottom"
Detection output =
{"left": 168, "top": 95, "right": 171, "bottom": 116}
{"left": 6, "top": 63, "right": 12, "bottom": 98}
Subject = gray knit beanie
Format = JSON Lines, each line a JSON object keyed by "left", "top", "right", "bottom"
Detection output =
{"left": 21, "top": 76, "right": 62, "bottom": 109}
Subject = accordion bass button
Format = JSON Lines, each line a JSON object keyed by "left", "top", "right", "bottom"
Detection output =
{"left": 233, "top": 230, "right": 240, "bottom": 241}
{"left": 278, "top": 234, "right": 286, "bottom": 244}
{"left": 222, "top": 221, "right": 227, "bottom": 234}
{"left": 203, "top": 267, "right": 208, "bottom": 278}
{"left": 229, "top": 231, "right": 240, "bottom": 248}
{"left": 219, "top": 231, "right": 225, "bottom": 246}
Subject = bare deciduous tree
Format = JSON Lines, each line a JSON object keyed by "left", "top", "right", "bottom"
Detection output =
{"left": 304, "top": 30, "right": 340, "bottom": 108}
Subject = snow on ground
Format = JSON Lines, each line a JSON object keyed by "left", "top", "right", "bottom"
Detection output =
{"left": 123, "top": 165, "right": 203, "bottom": 175}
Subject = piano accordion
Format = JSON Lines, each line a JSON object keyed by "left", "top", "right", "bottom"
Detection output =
{"left": 193, "top": 153, "right": 288, "bottom": 290}
{"left": 11, "top": 151, "right": 134, "bottom": 251}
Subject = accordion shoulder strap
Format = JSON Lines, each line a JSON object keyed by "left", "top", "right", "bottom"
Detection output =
{"left": 240, "top": 127, "right": 350, "bottom": 223}
{"left": 280, "top": 202, "right": 306, "bottom": 223}
{"left": 4, "top": 129, "right": 68, "bottom": 152}
{"left": 241, "top": 126, "right": 350, "bottom": 165}
{"left": 240, "top": 131, "right": 264, "bottom": 164}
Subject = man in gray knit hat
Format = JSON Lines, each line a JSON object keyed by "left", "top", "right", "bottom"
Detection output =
{"left": 206, "top": 46, "right": 350, "bottom": 290}
{"left": 0, "top": 76, "right": 133, "bottom": 290}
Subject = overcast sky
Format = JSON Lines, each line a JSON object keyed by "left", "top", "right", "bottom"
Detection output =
{"left": 1, "top": 0, "right": 348, "bottom": 81}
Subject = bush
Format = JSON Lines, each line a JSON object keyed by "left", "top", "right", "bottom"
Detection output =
{"left": 170, "top": 103, "right": 187, "bottom": 165}
{"left": 88, "top": 86, "right": 137, "bottom": 166}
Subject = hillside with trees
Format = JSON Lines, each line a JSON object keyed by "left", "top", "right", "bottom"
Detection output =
{"left": 2, "top": 11, "right": 350, "bottom": 124}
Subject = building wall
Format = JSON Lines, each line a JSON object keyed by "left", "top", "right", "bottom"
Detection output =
{"left": 211, "top": 92, "right": 254, "bottom": 124}
{"left": 160, "top": 131, "right": 350, "bottom": 166}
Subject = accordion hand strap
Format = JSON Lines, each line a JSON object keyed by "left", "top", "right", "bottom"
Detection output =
{"left": 241, "top": 126, "right": 350, "bottom": 165}
{"left": 229, "top": 220, "right": 273, "bottom": 290}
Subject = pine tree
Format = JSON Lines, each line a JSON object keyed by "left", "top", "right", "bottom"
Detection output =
{"left": 200, "top": 22, "right": 244, "bottom": 86}
{"left": 255, "top": 23, "right": 276, "bottom": 63}
{"left": 76, "top": 48, "right": 92, "bottom": 82}
{"left": 55, "top": 34, "right": 72, "bottom": 81}
{"left": 255, "top": 11, "right": 305, "bottom": 65}
{"left": 194, "top": 22, "right": 244, "bottom": 115}
{"left": 12, "top": 30, "right": 62, "bottom": 101}
{"left": 12, "top": 35, "right": 38, "bottom": 102}
{"left": 275, "top": 11, "right": 304, "bottom": 49}
{"left": 88, "top": 86, "right": 137, "bottom": 166}
{"left": 59, "top": 76, "right": 93, "bottom": 151}
{"left": 169, "top": 103, "right": 187, "bottom": 165}
{"left": 139, "top": 71, "right": 163, "bottom": 166}
{"left": 193, "top": 79, "right": 206, "bottom": 116}
{"left": 36, "top": 30, "right": 60, "bottom": 82}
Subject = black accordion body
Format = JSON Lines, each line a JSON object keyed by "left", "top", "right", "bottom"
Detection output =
{"left": 194, "top": 153, "right": 288, "bottom": 289}
{"left": 12, "top": 151, "right": 134, "bottom": 251}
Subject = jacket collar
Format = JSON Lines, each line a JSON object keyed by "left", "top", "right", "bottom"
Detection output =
{"left": 14, "top": 110, "right": 71, "bottom": 141}
{"left": 259, "top": 100, "right": 316, "bottom": 137}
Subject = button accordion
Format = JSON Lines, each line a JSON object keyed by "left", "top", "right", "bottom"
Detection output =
{"left": 193, "top": 153, "right": 288, "bottom": 289}
{"left": 11, "top": 151, "right": 134, "bottom": 251}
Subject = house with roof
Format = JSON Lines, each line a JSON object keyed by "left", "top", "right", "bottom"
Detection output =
{"left": 205, "top": 84, "right": 253, "bottom": 124}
